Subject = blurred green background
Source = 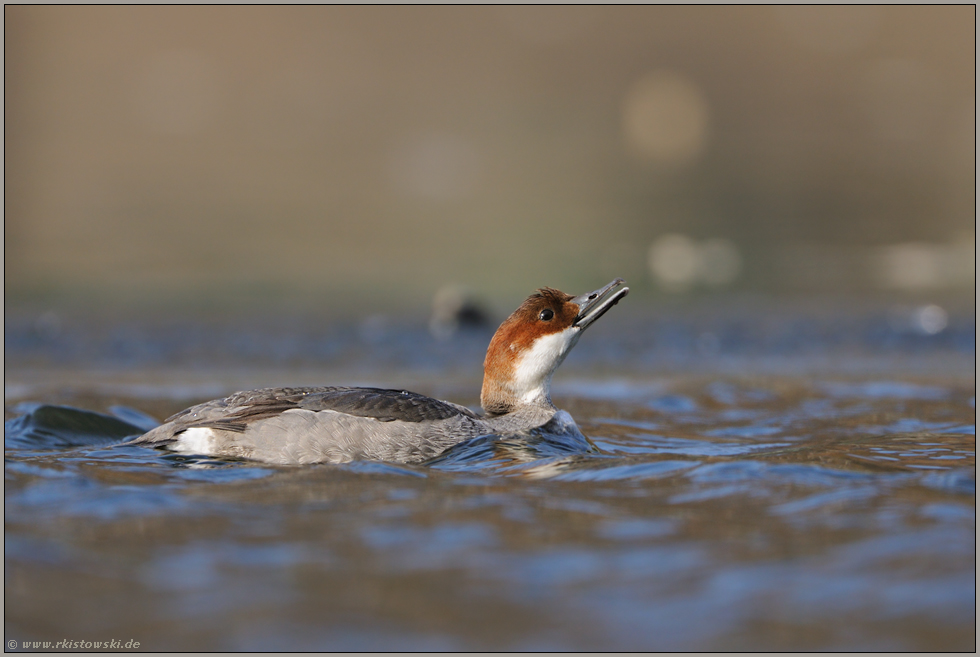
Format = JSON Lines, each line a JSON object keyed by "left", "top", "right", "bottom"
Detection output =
{"left": 4, "top": 6, "right": 975, "bottom": 316}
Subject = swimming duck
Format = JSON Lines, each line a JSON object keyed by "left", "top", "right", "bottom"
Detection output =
{"left": 132, "top": 279, "right": 628, "bottom": 465}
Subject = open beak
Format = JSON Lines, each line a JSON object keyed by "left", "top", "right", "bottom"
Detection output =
{"left": 571, "top": 278, "right": 629, "bottom": 330}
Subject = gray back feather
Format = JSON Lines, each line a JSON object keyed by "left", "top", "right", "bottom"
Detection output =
{"left": 154, "top": 386, "right": 477, "bottom": 434}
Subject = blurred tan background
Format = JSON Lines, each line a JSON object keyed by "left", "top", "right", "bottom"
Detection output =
{"left": 4, "top": 6, "right": 975, "bottom": 315}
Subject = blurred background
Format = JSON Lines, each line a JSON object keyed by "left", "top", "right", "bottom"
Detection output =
{"left": 5, "top": 11, "right": 976, "bottom": 652}
{"left": 4, "top": 5, "right": 976, "bottom": 319}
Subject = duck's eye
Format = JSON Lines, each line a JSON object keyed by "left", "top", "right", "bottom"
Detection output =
{"left": 539, "top": 309, "right": 554, "bottom": 321}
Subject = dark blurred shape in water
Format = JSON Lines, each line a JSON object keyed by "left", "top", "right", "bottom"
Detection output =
{"left": 4, "top": 404, "right": 148, "bottom": 450}
{"left": 429, "top": 284, "right": 492, "bottom": 341}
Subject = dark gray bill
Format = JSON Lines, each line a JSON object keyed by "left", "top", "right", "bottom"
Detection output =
{"left": 571, "top": 278, "right": 629, "bottom": 330}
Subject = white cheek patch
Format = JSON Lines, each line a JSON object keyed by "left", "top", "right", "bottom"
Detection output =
{"left": 513, "top": 328, "right": 581, "bottom": 403}
{"left": 173, "top": 427, "right": 216, "bottom": 454}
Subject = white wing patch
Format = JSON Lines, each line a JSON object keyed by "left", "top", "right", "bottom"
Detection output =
{"left": 173, "top": 427, "right": 217, "bottom": 454}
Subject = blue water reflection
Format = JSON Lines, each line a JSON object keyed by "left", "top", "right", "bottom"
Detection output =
{"left": 4, "top": 302, "right": 975, "bottom": 651}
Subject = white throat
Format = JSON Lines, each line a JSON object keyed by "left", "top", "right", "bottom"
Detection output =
{"left": 510, "top": 327, "right": 582, "bottom": 407}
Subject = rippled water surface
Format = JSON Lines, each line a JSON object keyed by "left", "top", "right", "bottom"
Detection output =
{"left": 5, "top": 300, "right": 976, "bottom": 650}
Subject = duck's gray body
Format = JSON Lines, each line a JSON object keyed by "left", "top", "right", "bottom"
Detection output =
{"left": 132, "top": 386, "right": 570, "bottom": 465}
